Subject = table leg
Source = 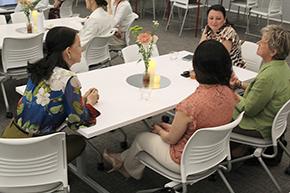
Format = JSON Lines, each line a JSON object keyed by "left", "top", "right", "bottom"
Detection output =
{"left": 195, "top": 0, "right": 201, "bottom": 37}
{"left": 68, "top": 151, "right": 109, "bottom": 193}
{"left": 135, "top": 0, "right": 138, "bottom": 14}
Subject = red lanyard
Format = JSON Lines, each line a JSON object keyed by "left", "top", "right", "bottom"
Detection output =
{"left": 114, "top": 1, "right": 121, "bottom": 16}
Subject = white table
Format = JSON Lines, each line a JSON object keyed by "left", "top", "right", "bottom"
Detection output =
{"left": 16, "top": 50, "right": 258, "bottom": 139}
{"left": 0, "top": 17, "right": 83, "bottom": 49}
{"left": 15, "top": 50, "right": 258, "bottom": 192}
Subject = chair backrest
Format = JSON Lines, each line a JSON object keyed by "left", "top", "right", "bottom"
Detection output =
{"left": 0, "top": 15, "right": 7, "bottom": 25}
{"left": 241, "top": 41, "right": 263, "bottom": 73}
{"left": 246, "top": 0, "right": 259, "bottom": 7}
{"left": 85, "top": 30, "right": 115, "bottom": 67}
{"left": 35, "top": 0, "right": 49, "bottom": 10}
{"left": 2, "top": 33, "right": 44, "bottom": 73}
{"left": 124, "top": 12, "right": 139, "bottom": 46}
{"left": 60, "top": 0, "right": 73, "bottom": 18}
{"left": 10, "top": 12, "right": 27, "bottom": 23}
{"left": 271, "top": 99, "right": 290, "bottom": 145}
{"left": 122, "top": 44, "right": 159, "bottom": 63}
{"left": 268, "top": 0, "right": 282, "bottom": 15}
{"left": 174, "top": 0, "right": 189, "bottom": 7}
{"left": 180, "top": 112, "right": 244, "bottom": 183}
{"left": 0, "top": 132, "right": 69, "bottom": 193}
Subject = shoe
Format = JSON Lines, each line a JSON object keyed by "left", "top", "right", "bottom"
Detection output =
{"left": 118, "top": 166, "right": 131, "bottom": 181}
{"left": 103, "top": 148, "right": 123, "bottom": 173}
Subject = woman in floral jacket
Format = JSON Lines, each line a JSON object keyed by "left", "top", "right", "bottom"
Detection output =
{"left": 1, "top": 27, "right": 100, "bottom": 163}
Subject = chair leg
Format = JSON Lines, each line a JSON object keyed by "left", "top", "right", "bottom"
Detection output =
{"left": 165, "top": 4, "right": 174, "bottom": 31}
{"left": 217, "top": 169, "right": 235, "bottom": 193}
{"left": 257, "top": 157, "right": 282, "bottom": 193}
{"left": 182, "top": 183, "right": 187, "bottom": 193}
{"left": 244, "top": 12, "right": 251, "bottom": 40}
{"left": 179, "top": 9, "right": 188, "bottom": 37}
{"left": 1, "top": 81, "right": 13, "bottom": 118}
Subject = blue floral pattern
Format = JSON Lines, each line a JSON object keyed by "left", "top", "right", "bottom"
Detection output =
{"left": 15, "top": 67, "right": 98, "bottom": 134}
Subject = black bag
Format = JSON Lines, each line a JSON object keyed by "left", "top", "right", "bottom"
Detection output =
{"left": 263, "top": 136, "right": 288, "bottom": 167}
{"left": 245, "top": 135, "right": 287, "bottom": 167}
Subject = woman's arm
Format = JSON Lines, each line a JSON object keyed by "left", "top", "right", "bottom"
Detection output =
{"left": 64, "top": 76, "right": 100, "bottom": 130}
{"left": 151, "top": 111, "right": 192, "bottom": 145}
{"left": 222, "top": 40, "right": 233, "bottom": 53}
{"left": 199, "top": 33, "right": 207, "bottom": 44}
{"left": 53, "top": 0, "right": 62, "bottom": 8}
{"left": 110, "top": 2, "right": 131, "bottom": 28}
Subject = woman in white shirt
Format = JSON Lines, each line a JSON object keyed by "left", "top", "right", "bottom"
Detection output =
{"left": 71, "top": 0, "right": 112, "bottom": 73}
{"left": 80, "top": 0, "right": 112, "bottom": 50}
{"left": 106, "top": 0, "right": 133, "bottom": 46}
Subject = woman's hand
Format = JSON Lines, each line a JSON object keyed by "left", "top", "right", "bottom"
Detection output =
{"left": 230, "top": 71, "right": 239, "bottom": 89}
{"left": 84, "top": 88, "right": 100, "bottom": 106}
{"left": 150, "top": 123, "right": 163, "bottom": 135}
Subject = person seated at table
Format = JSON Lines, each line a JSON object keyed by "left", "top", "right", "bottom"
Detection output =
{"left": 106, "top": 0, "right": 133, "bottom": 47}
{"left": 1, "top": 26, "right": 101, "bottom": 163}
{"left": 230, "top": 24, "right": 290, "bottom": 157}
{"left": 49, "top": 0, "right": 65, "bottom": 19}
{"left": 79, "top": 0, "right": 112, "bottom": 51}
{"left": 102, "top": 40, "right": 240, "bottom": 180}
{"left": 199, "top": 4, "right": 245, "bottom": 68}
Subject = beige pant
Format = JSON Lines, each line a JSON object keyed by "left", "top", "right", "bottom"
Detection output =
{"left": 121, "top": 132, "right": 180, "bottom": 180}
{"left": 109, "top": 32, "right": 126, "bottom": 47}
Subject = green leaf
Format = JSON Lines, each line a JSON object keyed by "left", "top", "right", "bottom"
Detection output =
{"left": 50, "top": 105, "right": 62, "bottom": 114}
{"left": 68, "top": 114, "right": 81, "bottom": 124}
{"left": 17, "top": 103, "right": 24, "bottom": 115}
{"left": 72, "top": 101, "right": 83, "bottom": 114}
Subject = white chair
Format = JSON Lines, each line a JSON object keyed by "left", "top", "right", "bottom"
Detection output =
{"left": 165, "top": 0, "right": 205, "bottom": 37}
{"left": 0, "top": 33, "right": 44, "bottom": 118}
{"left": 10, "top": 12, "right": 27, "bottom": 23}
{"left": 60, "top": 0, "right": 79, "bottom": 18}
{"left": 241, "top": 41, "right": 263, "bottom": 73}
{"left": 109, "top": 12, "right": 139, "bottom": 60}
{"left": 230, "top": 100, "right": 290, "bottom": 192}
{"left": 245, "top": 0, "right": 283, "bottom": 39}
{"left": 0, "top": 15, "right": 7, "bottom": 25}
{"left": 85, "top": 30, "right": 115, "bottom": 70}
{"left": 121, "top": 44, "right": 159, "bottom": 63}
{"left": 0, "top": 132, "right": 69, "bottom": 193}
{"left": 137, "top": 112, "right": 245, "bottom": 193}
{"left": 228, "top": 0, "right": 258, "bottom": 27}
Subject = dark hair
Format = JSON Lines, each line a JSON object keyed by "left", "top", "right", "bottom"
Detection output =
{"left": 193, "top": 40, "right": 232, "bottom": 87}
{"left": 27, "top": 26, "right": 77, "bottom": 85}
{"left": 207, "top": 4, "right": 232, "bottom": 26}
{"left": 95, "top": 0, "right": 107, "bottom": 6}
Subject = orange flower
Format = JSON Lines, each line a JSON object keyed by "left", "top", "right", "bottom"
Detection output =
{"left": 137, "top": 33, "right": 152, "bottom": 45}
{"left": 153, "top": 35, "right": 158, "bottom": 44}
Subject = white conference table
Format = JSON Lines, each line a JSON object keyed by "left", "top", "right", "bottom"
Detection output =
{"left": 0, "top": 17, "right": 83, "bottom": 49}
{"left": 15, "top": 50, "right": 258, "bottom": 192}
{"left": 16, "top": 50, "right": 258, "bottom": 139}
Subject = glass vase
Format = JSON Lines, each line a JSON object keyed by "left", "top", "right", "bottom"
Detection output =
{"left": 143, "top": 70, "right": 150, "bottom": 88}
{"left": 27, "top": 23, "right": 32, "bottom": 33}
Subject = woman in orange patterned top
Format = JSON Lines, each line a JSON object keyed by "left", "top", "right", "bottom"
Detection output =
{"left": 102, "top": 40, "right": 240, "bottom": 180}
{"left": 199, "top": 4, "right": 245, "bottom": 68}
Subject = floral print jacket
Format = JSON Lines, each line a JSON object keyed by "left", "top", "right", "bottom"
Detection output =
{"left": 15, "top": 67, "right": 100, "bottom": 134}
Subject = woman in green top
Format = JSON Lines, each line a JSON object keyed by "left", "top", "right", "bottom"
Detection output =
{"left": 231, "top": 25, "right": 290, "bottom": 144}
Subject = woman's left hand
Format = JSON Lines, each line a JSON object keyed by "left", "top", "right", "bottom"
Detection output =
{"left": 151, "top": 123, "right": 162, "bottom": 134}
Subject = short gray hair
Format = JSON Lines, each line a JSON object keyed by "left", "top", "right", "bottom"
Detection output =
{"left": 261, "top": 25, "right": 290, "bottom": 60}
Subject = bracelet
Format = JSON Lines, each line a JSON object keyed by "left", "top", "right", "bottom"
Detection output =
{"left": 238, "top": 80, "right": 243, "bottom": 89}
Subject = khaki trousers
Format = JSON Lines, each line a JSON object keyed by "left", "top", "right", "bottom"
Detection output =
{"left": 121, "top": 132, "right": 180, "bottom": 180}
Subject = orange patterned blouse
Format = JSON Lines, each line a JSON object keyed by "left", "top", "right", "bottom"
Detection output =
{"left": 170, "top": 84, "right": 240, "bottom": 164}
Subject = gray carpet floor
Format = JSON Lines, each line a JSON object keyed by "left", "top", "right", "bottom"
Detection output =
{"left": 0, "top": 1, "right": 290, "bottom": 192}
